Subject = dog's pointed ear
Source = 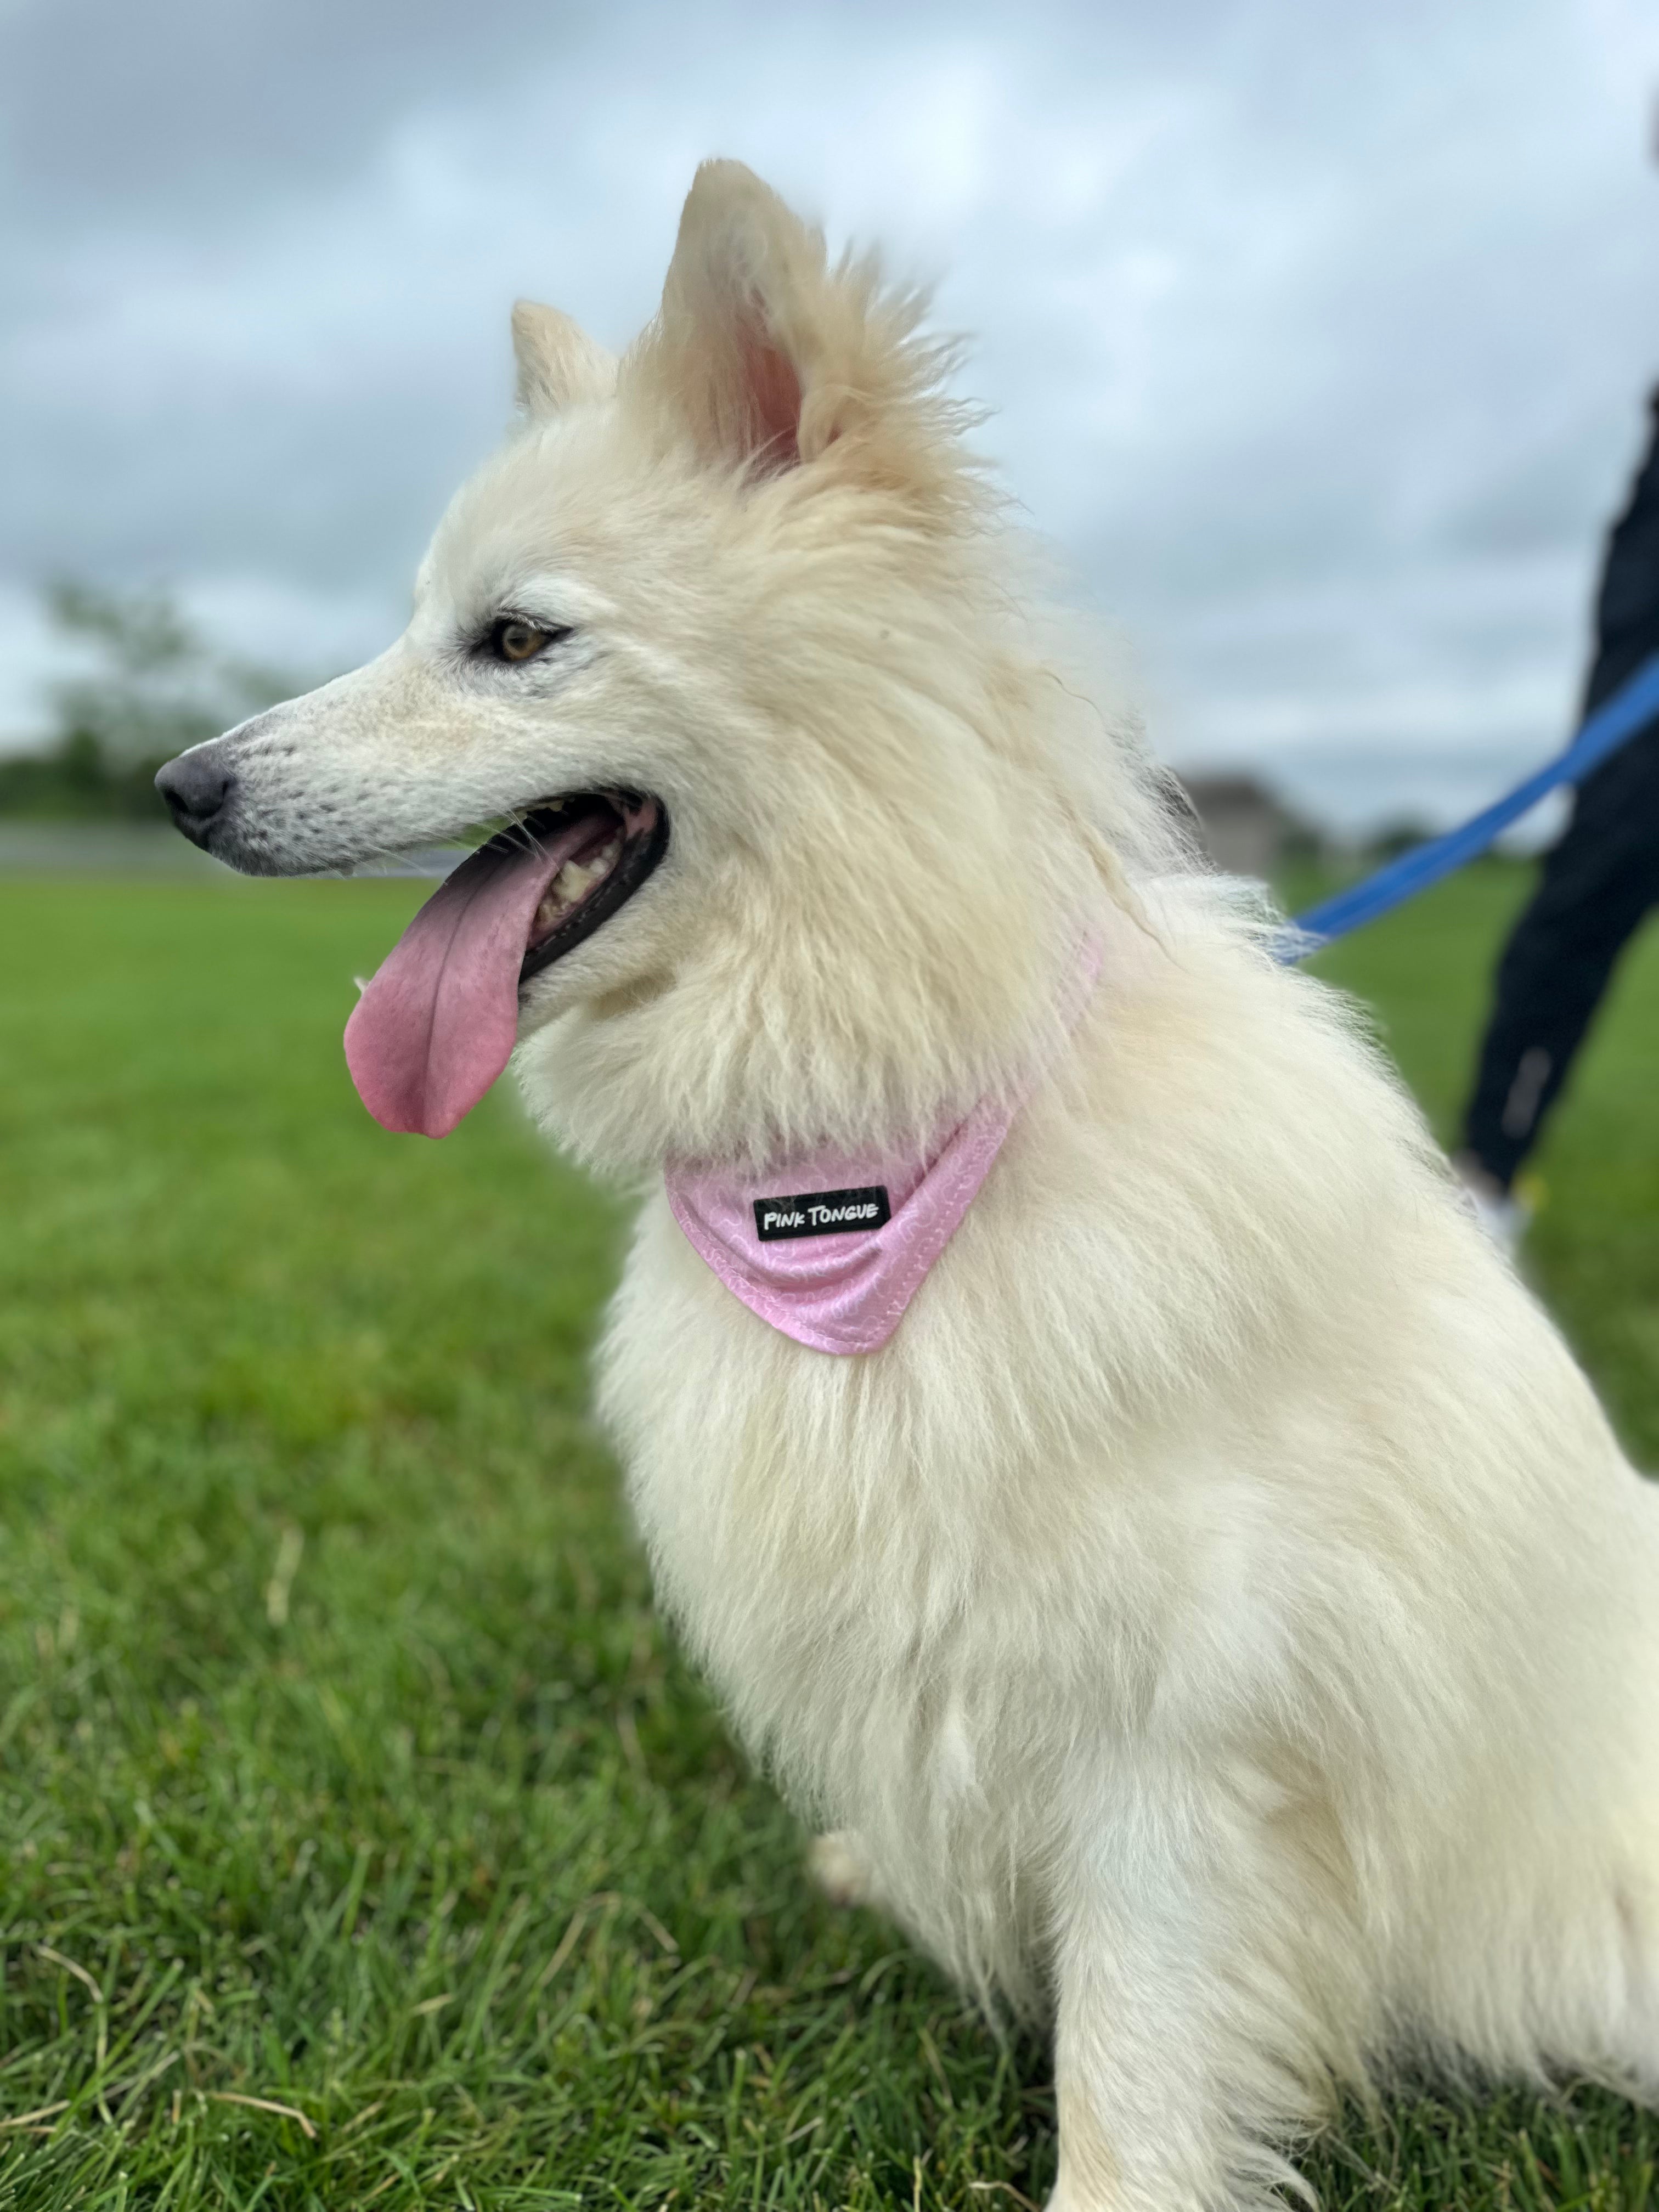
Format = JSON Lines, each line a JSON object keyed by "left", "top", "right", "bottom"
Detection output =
{"left": 511, "top": 301, "right": 617, "bottom": 417}
{"left": 634, "top": 161, "right": 973, "bottom": 520}
{"left": 644, "top": 161, "right": 828, "bottom": 473}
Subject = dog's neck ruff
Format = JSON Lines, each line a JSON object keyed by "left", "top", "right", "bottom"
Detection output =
{"left": 664, "top": 938, "right": 1102, "bottom": 1356}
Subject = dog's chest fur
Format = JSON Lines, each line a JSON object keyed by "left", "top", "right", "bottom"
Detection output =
{"left": 591, "top": 1079, "right": 1272, "bottom": 2000}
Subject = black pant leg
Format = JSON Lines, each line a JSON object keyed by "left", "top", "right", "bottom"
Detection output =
{"left": 1462, "top": 719, "right": 1659, "bottom": 1187}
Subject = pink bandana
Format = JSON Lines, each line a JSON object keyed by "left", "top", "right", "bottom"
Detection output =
{"left": 664, "top": 938, "right": 1101, "bottom": 1356}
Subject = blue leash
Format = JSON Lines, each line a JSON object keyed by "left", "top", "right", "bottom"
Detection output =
{"left": 1282, "top": 652, "right": 1659, "bottom": 960}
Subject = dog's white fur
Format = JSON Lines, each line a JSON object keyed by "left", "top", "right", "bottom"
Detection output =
{"left": 204, "top": 164, "right": 1659, "bottom": 2209}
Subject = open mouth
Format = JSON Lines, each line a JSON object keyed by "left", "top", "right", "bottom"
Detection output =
{"left": 511, "top": 791, "right": 669, "bottom": 983}
{"left": 342, "top": 789, "right": 669, "bottom": 1141}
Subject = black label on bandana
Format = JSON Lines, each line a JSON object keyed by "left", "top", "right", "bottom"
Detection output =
{"left": 752, "top": 1185, "right": 891, "bottom": 1242}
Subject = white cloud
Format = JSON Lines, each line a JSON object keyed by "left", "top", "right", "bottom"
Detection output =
{"left": 0, "top": 0, "right": 1655, "bottom": 830}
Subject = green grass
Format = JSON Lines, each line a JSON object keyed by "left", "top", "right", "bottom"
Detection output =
{"left": 1, "top": 860, "right": 1657, "bottom": 2209}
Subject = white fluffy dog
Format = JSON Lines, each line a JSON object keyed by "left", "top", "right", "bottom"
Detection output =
{"left": 158, "top": 163, "right": 1659, "bottom": 2210}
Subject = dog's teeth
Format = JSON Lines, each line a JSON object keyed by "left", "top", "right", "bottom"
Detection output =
{"left": 531, "top": 840, "right": 622, "bottom": 938}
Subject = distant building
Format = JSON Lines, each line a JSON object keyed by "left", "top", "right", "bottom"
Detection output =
{"left": 1174, "top": 770, "right": 1313, "bottom": 879}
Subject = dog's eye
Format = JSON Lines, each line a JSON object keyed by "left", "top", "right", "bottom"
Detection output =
{"left": 487, "top": 616, "right": 567, "bottom": 663}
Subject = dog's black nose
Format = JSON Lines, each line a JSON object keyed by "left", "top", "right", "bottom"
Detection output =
{"left": 155, "top": 748, "right": 234, "bottom": 848}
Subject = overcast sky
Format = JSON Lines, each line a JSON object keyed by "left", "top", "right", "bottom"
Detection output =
{"left": 2, "top": 0, "right": 1655, "bottom": 829}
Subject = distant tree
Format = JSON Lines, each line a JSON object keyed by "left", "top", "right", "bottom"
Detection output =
{"left": 0, "top": 583, "right": 301, "bottom": 820}
{"left": 1363, "top": 816, "right": 1438, "bottom": 865}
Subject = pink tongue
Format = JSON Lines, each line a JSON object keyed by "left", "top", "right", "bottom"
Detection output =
{"left": 344, "top": 813, "right": 608, "bottom": 1137}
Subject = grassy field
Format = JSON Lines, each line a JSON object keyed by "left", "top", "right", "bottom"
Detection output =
{"left": 1, "top": 860, "right": 1658, "bottom": 2210}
